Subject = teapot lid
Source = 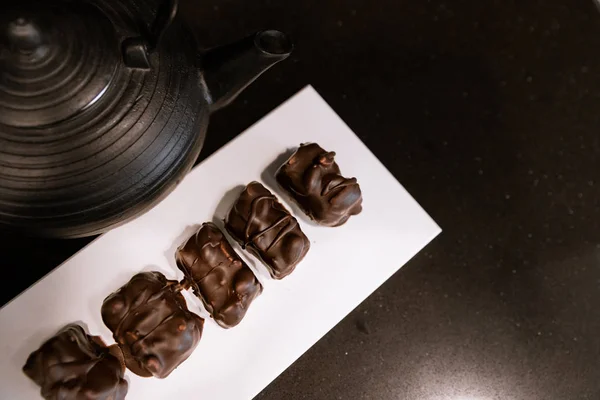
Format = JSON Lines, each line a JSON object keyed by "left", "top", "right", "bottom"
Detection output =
{"left": 0, "top": 1, "right": 120, "bottom": 128}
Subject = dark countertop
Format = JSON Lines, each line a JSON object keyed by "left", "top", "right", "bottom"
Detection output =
{"left": 3, "top": 0, "right": 600, "bottom": 399}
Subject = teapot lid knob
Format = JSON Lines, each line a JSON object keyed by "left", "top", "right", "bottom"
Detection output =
{"left": 5, "top": 18, "right": 45, "bottom": 55}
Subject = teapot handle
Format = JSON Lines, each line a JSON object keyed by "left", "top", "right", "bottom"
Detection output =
{"left": 148, "top": 0, "right": 179, "bottom": 51}
{"left": 122, "top": 0, "right": 179, "bottom": 69}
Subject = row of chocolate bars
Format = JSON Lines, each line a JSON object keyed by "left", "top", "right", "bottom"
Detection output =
{"left": 23, "top": 143, "right": 363, "bottom": 400}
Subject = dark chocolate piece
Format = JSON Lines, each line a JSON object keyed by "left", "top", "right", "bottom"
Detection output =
{"left": 101, "top": 272, "right": 203, "bottom": 379}
{"left": 176, "top": 222, "right": 263, "bottom": 328}
{"left": 225, "top": 182, "right": 310, "bottom": 279}
{"left": 276, "top": 143, "right": 363, "bottom": 226}
{"left": 23, "top": 324, "right": 128, "bottom": 400}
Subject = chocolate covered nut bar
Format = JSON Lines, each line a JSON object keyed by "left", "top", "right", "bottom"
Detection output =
{"left": 225, "top": 182, "right": 310, "bottom": 279}
{"left": 176, "top": 222, "right": 262, "bottom": 328}
{"left": 101, "top": 271, "right": 203, "bottom": 379}
{"left": 23, "top": 324, "right": 128, "bottom": 400}
{"left": 276, "top": 143, "right": 362, "bottom": 226}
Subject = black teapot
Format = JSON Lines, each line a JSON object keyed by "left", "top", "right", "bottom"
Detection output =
{"left": 0, "top": 0, "right": 293, "bottom": 238}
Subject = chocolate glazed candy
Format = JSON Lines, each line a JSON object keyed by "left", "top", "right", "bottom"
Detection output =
{"left": 177, "top": 222, "right": 262, "bottom": 328}
{"left": 225, "top": 182, "right": 310, "bottom": 279}
{"left": 276, "top": 143, "right": 362, "bottom": 226}
{"left": 23, "top": 324, "right": 128, "bottom": 400}
{"left": 101, "top": 272, "right": 204, "bottom": 379}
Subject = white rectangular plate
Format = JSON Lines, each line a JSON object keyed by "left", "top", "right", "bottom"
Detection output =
{"left": 0, "top": 86, "right": 440, "bottom": 400}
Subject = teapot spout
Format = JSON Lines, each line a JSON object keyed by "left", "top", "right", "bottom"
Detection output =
{"left": 201, "top": 30, "right": 293, "bottom": 111}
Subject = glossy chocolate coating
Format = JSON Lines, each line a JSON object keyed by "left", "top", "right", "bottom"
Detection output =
{"left": 101, "top": 272, "right": 203, "bottom": 379}
{"left": 276, "top": 143, "right": 363, "bottom": 227}
{"left": 176, "top": 222, "right": 263, "bottom": 328}
{"left": 225, "top": 182, "right": 310, "bottom": 279}
{"left": 23, "top": 324, "right": 128, "bottom": 400}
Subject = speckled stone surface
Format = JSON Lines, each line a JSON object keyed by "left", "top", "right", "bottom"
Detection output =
{"left": 2, "top": 0, "right": 600, "bottom": 399}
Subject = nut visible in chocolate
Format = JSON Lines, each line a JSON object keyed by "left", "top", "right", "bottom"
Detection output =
{"left": 276, "top": 143, "right": 362, "bottom": 227}
{"left": 225, "top": 181, "right": 310, "bottom": 279}
{"left": 176, "top": 222, "right": 263, "bottom": 328}
{"left": 101, "top": 271, "right": 203, "bottom": 379}
{"left": 23, "top": 324, "right": 128, "bottom": 400}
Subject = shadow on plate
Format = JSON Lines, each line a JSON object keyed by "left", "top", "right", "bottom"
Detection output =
{"left": 163, "top": 224, "right": 202, "bottom": 279}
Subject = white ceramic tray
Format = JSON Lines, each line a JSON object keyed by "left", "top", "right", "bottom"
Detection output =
{"left": 0, "top": 86, "right": 441, "bottom": 400}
